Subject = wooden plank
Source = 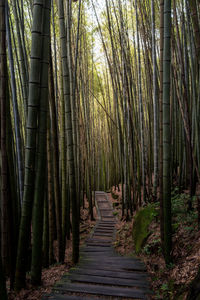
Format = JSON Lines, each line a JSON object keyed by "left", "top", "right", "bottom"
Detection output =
{"left": 81, "top": 247, "right": 113, "bottom": 253}
{"left": 96, "top": 226, "right": 114, "bottom": 228}
{"left": 96, "top": 226, "right": 114, "bottom": 229}
{"left": 82, "top": 253, "right": 137, "bottom": 260}
{"left": 81, "top": 254, "right": 114, "bottom": 259}
{"left": 82, "top": 245, "right": 113, "bottom": 250}
{"left": 86, "top": 239, "right": 113, "bottom": 243}
{"left": 97, "top": 225, "right": 114, "bottom": 227}
{"left": 53, "top": 282, "right": 149, "bottom": 299}
{"left": 100, "top": 212, "right": 113, "bottom": 216}
{"left": 85, "top": 256, "right": 146, "bottom": 266}
{"left": 97, "top": 224, "right": 115, "bottom": 226}
{"left": 94, "top": 231, "right": 114, "bottom": 234}
{"left": 69, "top": 267, "right": 148, "bottom": 280}
{"left": 85, "top": 255, "right": 144, "bottom": 265}
{"left": 93, "top": 229, "right": 114, "bottom": 235}
{"left": 66, "top": 273, "right": 150, "bottom": 288}
{"left": 96, "top": 200, "right": 107, "bottom": 203}
{"left": 99, "top": 219, "right": 115, "bottom": 222}
{"left": 93, "top": 233, "right": 113, "bottom": 236}
{"left": 93, "top": 233, "right": 113, "bottom": 237}
{"left": 82, "top": 250, "right": 113, "bottom": 254}
{"left": 98, "top": 221, "right": 115, "bottom": 223}
{"left": 86, "top": 262, "right": 146, "bottom": 271}
{"left": 96, "top": 227, "right": 115, "bottom": 230}
{"left": 79, "top": 261, "right": 146, "bottom": 272}
{"left": 94, "top": 230, "right": 114, "bottom": 233}
{"left": 86, "top": 239, "right": 112, "bottom": 244}
{"left": 81, "top": 256, "right": 146, "bottom": 266}
{"left": 92, "top": 236, "right": 113, "bottom": 239}
{"left": 86, "top": 243, "right": 112, "bottom": 247}
{"left": 95, "top": 227, "right": 114, "bottom": 230}
{"left": 42, "top": 294, "right": 99, "bottom": 300}
{"left": 101, "top": 218, "right": 115, "bottom": 222}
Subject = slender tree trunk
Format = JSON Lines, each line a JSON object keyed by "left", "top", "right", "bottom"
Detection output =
{"left": 0, "top": 0, "right": 12, "bottom": 284}
{"left": 47, "top": 111, "right": 55, "bottom": 265}
{"left": 0, "top": 253, "right": 7, "bottom": 300}
{"left": 12, "top": 0, "right": 28, "bottom": 116}
{"left": 135, "top": 0, "right": 146, "bottom": 203}
{"left": 189, "top": 0, "right": 200, "bottom": 64}
{"left": 159, "top": 0, "right": 164, "bottom": 248}
{"left": 49, "top": 46, "right": 63, "bottom": 262}
{"left": 152, "top": 0, "right": 158, "bottom": 199}
{"left": 6, "top": 1, "right": 24, "bottom": 206}
{"left": 15, "top": 0, "right": 45, "bottom": 290}
{"left": 58, "top": 0, "right": 79, "bottom": 264}
{"left": 31, "top": 0, "right": 51, "bottom": 284}
{"left": 163, "top": 0, "right": 172, "bottom": 264}
{"left": 60, "top": 51, "right": 68, "bottom": 256}
{"left": 43, "top": 191, "right": 49, "bottom": 268}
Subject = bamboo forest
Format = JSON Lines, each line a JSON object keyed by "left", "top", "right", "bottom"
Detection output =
{"left": 1, "top": 0, "right": 200, "bottom": 299}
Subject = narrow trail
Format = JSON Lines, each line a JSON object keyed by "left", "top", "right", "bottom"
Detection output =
{"left": 42, "top": 191, "right": 152, "bottom": 300}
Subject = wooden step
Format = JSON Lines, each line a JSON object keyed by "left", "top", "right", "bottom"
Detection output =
{"left": 53, "top": 282, "right": 150, "bottom": 299}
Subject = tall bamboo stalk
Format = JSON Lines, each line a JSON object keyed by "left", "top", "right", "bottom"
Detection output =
{"left": 163, "top": 0, "right": 172, "bottom": 264}
{"left": 152, "top": 0, "right": 158, "bottom": 199}
{"left": 31, "top": 0, "right": 51, "bottom": 284}
{"left": 15, "top": 0, "right": 45, "bottom": 289}
{"left": 58, "top": 0, "right": 79, "bottom": 264}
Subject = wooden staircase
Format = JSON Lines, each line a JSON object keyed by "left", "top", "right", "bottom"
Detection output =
{"left": 42, "top": 191, "right": 152, "bottom": 300}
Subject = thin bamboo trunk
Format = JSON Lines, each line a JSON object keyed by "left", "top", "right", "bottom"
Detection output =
{"left": 135, "top": 0, "right": 146, "bottom": 203}
{"left": 49, "top": 46, "right": 63, "bottom": 262}
{"left": 31, "top": 0, "right": 51, "bottom": 284}
{"left": 152, "top": 0, "right": 158, "bottom": 199}
{"left": 15, "top": 0, "right": 45, "bottom": 289}
{"left": 163, "top": 0, "right": 172, "bottom": 264}
{"left": 58, "top": 0, "right": 79, "bottom": 264}
{"left": 6, "top": 2, "right": 24, "bottom": 205}
{"left": 47, "top": 111, "right": 55, "bottom": 265}
{"left": 159, "top": 0, "right": 164, "bottom": 248}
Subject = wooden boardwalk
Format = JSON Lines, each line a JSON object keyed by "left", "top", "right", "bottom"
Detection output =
{"left": 42, "top": 191, "right": 152, "bottom": 300}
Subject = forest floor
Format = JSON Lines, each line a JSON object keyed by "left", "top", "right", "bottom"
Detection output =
{"left": 7, "top": 200, "right": 97, "bottom": 300}
{"left": 110, "top": 185, "right": 200, "bottom": 299}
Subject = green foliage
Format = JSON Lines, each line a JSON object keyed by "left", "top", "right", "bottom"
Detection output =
{"left": 113, "top": 202, "right": 119, "bottom": 207}
{"left": 158, "top": 279, "right": 175, "bottom": 299}
{"left": 142, "top": 244, "right": 151, "bottom": 255}
{"left": 111, "top": 191, "right": 119, "bottom": 199}
{"left": 132, "top": 204, "right": 158, "bottom": 253}
{"left": 171, "top": 189, "right": 198, "bottom": 233}
{"left": 142, "top": 238, "right": 162, "bottom": 256}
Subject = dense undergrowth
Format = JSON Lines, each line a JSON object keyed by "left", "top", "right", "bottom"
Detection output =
{"left": 111, "top": 186, "right": 200, "bottom": 299}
